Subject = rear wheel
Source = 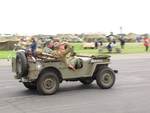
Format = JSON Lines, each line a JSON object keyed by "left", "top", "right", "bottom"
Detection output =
{"left": 96, "top": 67, "right": 115, "bottom": 89}
{"left": 37, "top": 72, "right": 59, "bottom": 95}
{"left": 79, "top": 78, "right": 93, "bottom": 85}
{"left": 23, "top": 82, "right": 36, "bottom": 90}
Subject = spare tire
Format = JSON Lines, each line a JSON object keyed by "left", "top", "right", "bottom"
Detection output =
{"left": 16, "top": 51, "right": 28, "bottom": 77}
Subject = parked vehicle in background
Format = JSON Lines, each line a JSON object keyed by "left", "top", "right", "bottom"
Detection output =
{"left": 83, "top": 42, "right": 95, "bottom": 49}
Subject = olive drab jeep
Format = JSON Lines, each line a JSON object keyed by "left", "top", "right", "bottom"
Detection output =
{"left": 12, "top": 50, "right": 118, "bottom": 95}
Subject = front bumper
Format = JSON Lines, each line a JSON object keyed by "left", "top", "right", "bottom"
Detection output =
{"left": 114, "top": 70, "right": 118, "bottom": 73}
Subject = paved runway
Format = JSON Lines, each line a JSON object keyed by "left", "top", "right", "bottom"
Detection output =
{"left": 0, "top": 57, "right": 150, "bottom": 113}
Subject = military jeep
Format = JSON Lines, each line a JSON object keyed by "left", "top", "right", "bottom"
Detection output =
{"left": 12, "top": 50, "right": 117, "bottom": 95}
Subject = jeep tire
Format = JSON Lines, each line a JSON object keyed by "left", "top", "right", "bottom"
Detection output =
{"left": 16, "top": 52, "right": 28, "bottom": 77}
{"left": 37, "top": 72, "right": 59, "bottom": 95}
{"left": 96, "top": 67, "right": 115, "bottom": 89}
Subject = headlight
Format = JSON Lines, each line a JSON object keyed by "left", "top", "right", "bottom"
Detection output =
{"left": 36, "top": 62, "right": 42, "bottom": 70}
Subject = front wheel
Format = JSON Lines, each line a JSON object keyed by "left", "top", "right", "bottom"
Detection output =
{"left": 37, "top": 72, "right": 59, "bottom": 95}
{"left": 96, "top": 67, "right": 115, "bottom": 89}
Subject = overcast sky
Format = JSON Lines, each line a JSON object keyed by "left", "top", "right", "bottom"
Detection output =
{"left": 0, "top": 0, "right": 149, "bottom": 35}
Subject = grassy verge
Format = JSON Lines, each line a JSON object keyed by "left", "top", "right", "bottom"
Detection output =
{"left": 72, "top": 42, "right": 146, "bottom": 55}
{"left": 0, "top": 42, "right": 147, "bottom": 59}
{"left": 0, "top": 51, "right": 15, "bottom": 59}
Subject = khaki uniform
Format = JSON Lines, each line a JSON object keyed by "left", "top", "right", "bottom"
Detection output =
{"left": 18, "top": 37, "right": 32, "bottom": 49}
{"left": 52, "top": 43, "right": 73, "bottom": 65}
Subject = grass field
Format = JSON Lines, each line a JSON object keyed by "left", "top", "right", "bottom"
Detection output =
{"left": 0, "top": 51, "right": 16, "bottom": 59}
{"left": 72, "top": 42, "right": 146, "bottom": 55}
{"left": 0, "top": 42, "right": 147, "bottom": 59}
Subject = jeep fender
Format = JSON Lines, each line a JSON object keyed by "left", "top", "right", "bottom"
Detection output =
{"left": 91, "top": 64, "right": 108, "bottom": 79}
{"left": 38, "top": 67, "right": 63, "bottom": 83}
